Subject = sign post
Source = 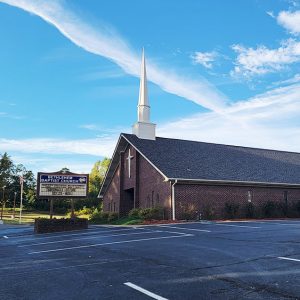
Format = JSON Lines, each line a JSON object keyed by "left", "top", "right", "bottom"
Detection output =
{"left": 49, "top": 199, "right": 54, "bottom": 219}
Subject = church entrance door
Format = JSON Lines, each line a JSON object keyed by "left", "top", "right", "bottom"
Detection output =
{"left": 122, "top": 188, "right": 134, "bottom": 215}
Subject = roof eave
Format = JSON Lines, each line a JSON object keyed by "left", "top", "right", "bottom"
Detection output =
{"left": 168, "top": 177, "right": 300, "bottom": 188}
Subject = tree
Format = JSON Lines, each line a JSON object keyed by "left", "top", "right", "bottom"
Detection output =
{"left": 60, "top": 167, "right": 70, "bottom": 173}
{"left": 0, "top": 153, "right": 36, "bottom": 208}
{"left": 0, "top": 152, "right": 13, "bottom": 187}
{"left": 89, "top": 158, "right": 110, "bottom": 198}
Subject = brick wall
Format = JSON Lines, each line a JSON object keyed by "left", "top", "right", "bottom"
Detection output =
{"left": 175, "top": 184, "right": 300, "bottom": 220}
{"left": 103, "top": 143, "right": 172, "bottom": 217}
{"left": 103, "top": 165, "right": 120, "bottom": 213}
{"left": 138, "top": 154, "right": 172, "bottom": 218}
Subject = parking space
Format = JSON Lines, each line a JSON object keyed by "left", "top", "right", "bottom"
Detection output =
{"left": 1, "top": 220, "right": 300, "bottom": 299}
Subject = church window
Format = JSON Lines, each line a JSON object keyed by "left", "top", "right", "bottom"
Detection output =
{"left": 156, "top": 193, "right": 160, "bottom": 205}
{"left": 147, "top": 195, "right": 150, "bottom": 207}
{"left": 151, "top": 191, "right": 154, "bottom": 207}
{"left": 284, "top": 191, "right": 288, "bottom": 204}
{"left": 108, "top": 202, "right": 111, "bottom": 212}
{"left": 113, "top": 202, "right": 116, "bottom": 212}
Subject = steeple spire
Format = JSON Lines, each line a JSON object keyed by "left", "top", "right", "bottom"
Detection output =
{"left": 132, "top": 49, "right": 156, "bottom": 140}
{"left": 138, "top": 48, "right": 150, "bottom": 122}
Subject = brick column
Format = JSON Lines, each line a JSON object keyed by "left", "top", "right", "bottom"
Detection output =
{"left": 119, "top": 151, "right": 125, "bottom": 216}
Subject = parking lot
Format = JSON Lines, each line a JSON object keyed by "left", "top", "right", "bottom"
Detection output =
{"left": 1, "top": 220, "right": 300, "bottom": 299}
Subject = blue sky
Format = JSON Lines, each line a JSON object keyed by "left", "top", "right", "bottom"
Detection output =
{"left": 0, "top": 0, "right": 300, "bottom": 174}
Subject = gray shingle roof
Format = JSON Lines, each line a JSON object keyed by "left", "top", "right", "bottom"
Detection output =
{"left": 122, "top": 133, "right": 300, "bottom": 185}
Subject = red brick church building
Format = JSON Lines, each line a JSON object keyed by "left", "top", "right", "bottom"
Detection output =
{"left": 99, "top": 52, "right": 300, "bottom": 220}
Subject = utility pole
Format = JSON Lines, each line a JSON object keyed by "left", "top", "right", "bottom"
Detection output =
{"left": 1, "top": 186, "right": 6, "bottom": 220}
{"left": 13, "top": 191, "right": 17, "bottom": 219}
{"left": 19, "top": 176, "right": 24, "bottom": 224}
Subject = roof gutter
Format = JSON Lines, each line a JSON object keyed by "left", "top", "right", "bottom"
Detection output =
{"left": 168, "top": 178, "right": 300, "bottom": 188}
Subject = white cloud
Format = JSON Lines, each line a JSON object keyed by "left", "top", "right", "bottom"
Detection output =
{"left": 159, "top": 83, "right": 300, "bottom": 153}
{"left": 277, "top": 10, "right": 300, "bottom": 35}
{"left": 231, "top": 39, "right": 300, "bottom": 77}
{"left": 0, "top": 136, "right": 117, "bottom": 157}
{"left": 191, "top": 51, "right": 218, "bottom": 69}
{"left": 0, "top": 0, "right": 227, "bottom": 111}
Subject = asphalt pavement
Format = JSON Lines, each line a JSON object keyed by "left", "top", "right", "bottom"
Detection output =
{"left": 1, "top": 220, "right": 300, "bottom": 299}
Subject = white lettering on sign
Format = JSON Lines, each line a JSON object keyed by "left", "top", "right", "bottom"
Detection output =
{"left": 39, "top": 183, "right": 87, "bottom": 197}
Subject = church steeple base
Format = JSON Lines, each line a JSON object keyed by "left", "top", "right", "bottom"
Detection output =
{"left": 132, "top": 122, "right": 156, "bottom": 140}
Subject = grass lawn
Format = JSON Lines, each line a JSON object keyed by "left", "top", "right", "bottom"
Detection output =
{"left": 0, "top": 208, "right": 67, "bottom": 225}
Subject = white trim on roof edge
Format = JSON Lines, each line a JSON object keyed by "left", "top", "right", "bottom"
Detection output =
{"left": 168, "top": 177, "right": 300, "bottom": 187}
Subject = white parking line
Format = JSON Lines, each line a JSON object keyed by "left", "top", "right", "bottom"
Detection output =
{"left": 158, "top": 225, "right": 211, "bottom": 233}
{"left": 16, "top": 227, "right": 142, "bottom": 242}
{"left": 19, "top": 230, "right": 164, "bottom": 247}
{"left": 278, "top": 257, "right": 300, "bottom": 262}
{"left": 124, "top": 282, "right": 168, "bottom": 300}
{"left": 215, "top": 224, "right": 260, "bottom": 229}
{"left": 6, "top": 227, "right": 108, "bottom": 239}
{"left": 268, "top": 223, "right": 300, "bottom": 226}
{"left": 28, "top": 234, "right": 193, "bottom": 255}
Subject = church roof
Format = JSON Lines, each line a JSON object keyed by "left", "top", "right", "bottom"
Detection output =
{"left": 122, "top": 133, "right": 300, "bottom": 186}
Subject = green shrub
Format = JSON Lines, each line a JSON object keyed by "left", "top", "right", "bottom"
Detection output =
{"left": 262, "top": 201, "right": 277, "bottom": 217}
{"left": 244, "top": 202, "right": 255, "bottom": 218}
{"left": 138, "top": 207, "right": 164, "bottom": 220}
{"left": 179, "top": 203, "right": 198, "bottom": 220}
{"left": 128, "top": 208, "right": 141, "bottom": 218}
{"left": 289, "top": 201, "right": 300, "bottom": 217}
{"left": 89, "top": 211, "right": 110, "bottom": 224}
{"left": 224, "top": 202, "right": 240, "bottom": 219}
{"left": 261, "top": 200, "right": 286, "bottom": 218}
{"left": 202, "top": 204, "right": 215, "bottom": 220}
{"left": 107, "top": 212, "right": 118, "bottom": 222}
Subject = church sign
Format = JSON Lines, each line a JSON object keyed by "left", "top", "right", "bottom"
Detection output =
{"left": 37, "top": 172, "right": 89, "bottom": 198}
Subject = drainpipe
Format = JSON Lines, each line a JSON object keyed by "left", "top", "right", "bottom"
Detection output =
{"left": 171, "top": 179, "right": 178, "bottom": 221}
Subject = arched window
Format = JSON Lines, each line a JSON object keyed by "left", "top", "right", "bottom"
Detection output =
{"left": 151, "top": 191, "right": 154, "bottom": 207}
{"left": 156, "top": 193, "right": 160, "bottom": 205}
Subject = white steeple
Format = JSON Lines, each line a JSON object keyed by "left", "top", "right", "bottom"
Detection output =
{"left": 132, "top": 49, "right": 156, "bottom": 140}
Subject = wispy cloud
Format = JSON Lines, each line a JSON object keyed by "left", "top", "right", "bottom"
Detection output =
{"left": 79, "top": 124, "right": 128, "bottom": 133}
{"left": 159, "top": 83, "right": 300, "bottom": 152}
{"left": 231, "top": 39, "right": 300, "bottom": 77}
{"left": 270, "top": 73, "right": 300, "bottom": 87}
{"left": 12, "top": 154, "right": 97, "bottom": 174}
{"left": 0, "top": 0, "right": 227, "bottom": 111}
{"left": 191, "top": 51, "right": 218, "bottom": 69}
{"left": 0, "top": 136, "right": 117, "bottom": 157}
{"left": 81, "top": 67, "right": 125, "bottom": 81}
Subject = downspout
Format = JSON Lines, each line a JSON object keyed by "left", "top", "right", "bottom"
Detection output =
{"left": 171, "top": 179, "right": 178, "bottom": 221}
